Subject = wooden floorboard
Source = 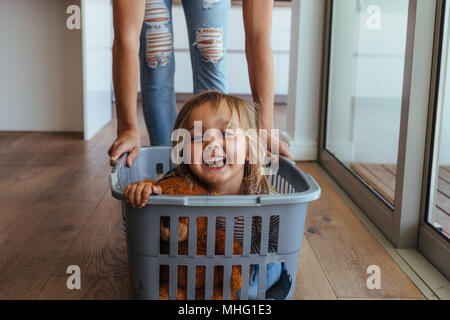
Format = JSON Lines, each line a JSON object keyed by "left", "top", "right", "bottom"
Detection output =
{"left": 0, "top": 200, "right": 98, "bottom": 299}
{"left": 293, "top": 236, "right": 337, "bottom": 300}
{"left": 38, "top": 276, "right": 131, "bottom": 300}
{"left": 0, "top": 105, "right": 426, "bottom": 300}
{"left": 297, "top": 162, "right": 425, "bottom": 299}
{"left": 45, "top": 194, "right": 128, "bottom": 279}
{"left": 0, "top": 166, "right": 69, "bottom": 233}
{"left": 38, "top": 195, "right": 130, "bottom": 299}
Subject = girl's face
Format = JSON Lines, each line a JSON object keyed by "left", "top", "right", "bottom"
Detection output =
{"left": 186, "top": 101, "right": 247, "bottom": 195}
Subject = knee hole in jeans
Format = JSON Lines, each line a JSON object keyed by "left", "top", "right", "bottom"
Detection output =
{"left": 195, "top": 26, "right": 224, "bottom": 64}
{"left": 203, "top": 0, "right": 221, "bottom": 10}
{"left": 144, "top": 0, "right": 173, "bottom": 68}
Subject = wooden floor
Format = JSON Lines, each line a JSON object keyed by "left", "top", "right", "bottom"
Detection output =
{"left": 351, "top": 163, "right": 450, "bottom": 239}
{"left": 0, "top": 105, "right": 425, "bottom": 300}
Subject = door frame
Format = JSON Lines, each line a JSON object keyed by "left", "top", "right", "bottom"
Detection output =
{"left": 418, "top": 0, "right": 450, "bottom": 279}
{"left": 318, "top": 0, "right": 439, "bottom": 250}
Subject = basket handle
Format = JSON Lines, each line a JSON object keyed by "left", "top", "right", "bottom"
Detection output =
{"left": 109, "top": 152, "right": 128, "bottom": 200}
{"left": 304, "top": 173, "right": 321, "bottom": 201}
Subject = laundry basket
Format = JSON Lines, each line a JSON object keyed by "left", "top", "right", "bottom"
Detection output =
{"left": 109, "top": 146, "right": 320, "bottom": 300}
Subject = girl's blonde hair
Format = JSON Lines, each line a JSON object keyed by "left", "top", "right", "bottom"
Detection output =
{"left": 171, "top": 91, "right": 272, "bottom": 195}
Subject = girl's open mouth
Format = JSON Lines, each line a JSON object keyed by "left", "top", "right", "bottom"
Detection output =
{"left": 203, "top": 157, "right": 226, "bottom": 168}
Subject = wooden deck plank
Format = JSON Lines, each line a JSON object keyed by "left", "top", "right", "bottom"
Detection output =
{"left": 432, "top": 208, "right": 450, "bottom": 239}
{"left": 437, "top": 177, "right": 450, "bottom": 200}
{"left": 351, "top": 162, "right": 450, "bottom": 236}
{"left": 436, "top": 169, "right": 450, "bottom": 234}
{"left": 297, "top": 162, "right": 425, "bottom": 299}
{"left": 435, "top": 191, "right": 450, "bottom": 216}
{"left": 381, "top": 164, "right": 397, "bottom": 176}
{"left": 364, "top": 163, "right": 396, "bottom": 193}
{"left": 439, "top": 167, "right": 450, "bottom": 183}
{"left": 350, "top": 163, "right": 395, "bottom": 205}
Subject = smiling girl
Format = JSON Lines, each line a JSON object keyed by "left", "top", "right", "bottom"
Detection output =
{"left": 124, "top": 91, "right": 288, "bottom": 299}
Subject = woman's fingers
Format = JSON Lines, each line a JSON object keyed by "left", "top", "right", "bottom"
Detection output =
{"left": 127, "top": 146, "right": 141, "bottom": 168}
{"left": 279, "top": 141, "right": 294, "bottom": 160}
{"left": 265, "top": 130, "right": 294, "bottom": 160}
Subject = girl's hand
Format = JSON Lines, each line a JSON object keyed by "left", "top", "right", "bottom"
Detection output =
{"left": 124, "top": 180, "right": 162, "bottom": 208}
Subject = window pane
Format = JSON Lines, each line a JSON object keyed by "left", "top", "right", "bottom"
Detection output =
{"left": 427, "top": 2, "right": 450, "bottom": 240}
{"left": 325, "top": 0, "right": 409, "bottom": 206}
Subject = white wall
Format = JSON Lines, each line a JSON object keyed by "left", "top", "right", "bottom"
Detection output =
{"left": 81, "top": 0, "right": 113, "bottom": 140}
{"left": 0, "top": 0, "right": 84, "bottom": 132}
{"left": 287, "top": 0, "right": 325, "bottom": 161}
{"left": 0, "top": 0, "right": 113, "bottom": 140}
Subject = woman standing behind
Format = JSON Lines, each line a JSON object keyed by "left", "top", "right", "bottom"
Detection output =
{"left": 108, "top": 0, "right": 292, "bottom": 167}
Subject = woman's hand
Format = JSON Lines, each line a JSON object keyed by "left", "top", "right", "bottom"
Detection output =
{"left": 268, "top": 130, "right": 293, "bottom": 160}
{"left": 124, "top": 180, "right": 162, "bottom": 208}
{"left": 110, "top": 0, "right": 145, "bottom": 168}
{"left": 242, "top": 1, "right": 293, "bottom": 160}
{"left": 108, "top": 129, "right": 141, "bottom": 167}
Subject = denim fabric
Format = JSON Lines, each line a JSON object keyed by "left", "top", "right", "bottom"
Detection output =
{"left": 247, "top": 262, "right": 282, "bottom": 300}
{"left": 235, "top": 262, "right": 292, "bottom": 300}
{"left": 139, "top": 0, "right": 231, "bottom": 146}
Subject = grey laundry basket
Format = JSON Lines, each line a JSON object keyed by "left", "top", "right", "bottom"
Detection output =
{"left": 109, "top": 146, "right": 320, "bottom": 300}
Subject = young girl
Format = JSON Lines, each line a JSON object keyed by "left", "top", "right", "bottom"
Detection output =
{"left": 124, "top": 91, "right": 288, "bottom": 299}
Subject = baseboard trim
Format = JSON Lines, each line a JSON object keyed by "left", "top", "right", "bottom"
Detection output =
{"left": 288, "top": 139, "right": 318, "bottom": 161}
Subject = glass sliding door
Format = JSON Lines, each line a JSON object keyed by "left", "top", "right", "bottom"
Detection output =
{"left": 320, "top": 0, "right": 448, "bottom": 276}
{"left": 320, "top": 0, "right": 435, "bottom": 245}
{"left": 420, "top": 0, "right": 450, "bottom": 279}
{"left": 325, "top": 0, "right": 409, "bottom": 207}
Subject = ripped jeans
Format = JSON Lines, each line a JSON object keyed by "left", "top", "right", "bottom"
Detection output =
{"left": 140, "top": 0, "right": 230, "bottom": 146}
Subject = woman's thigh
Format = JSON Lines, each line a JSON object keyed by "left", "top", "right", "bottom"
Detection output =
{"left": 140, "top": 0, "right": 175, "bottom": 85}
{"left": 182, "top": 0, "right": 231, "bottom": 93}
